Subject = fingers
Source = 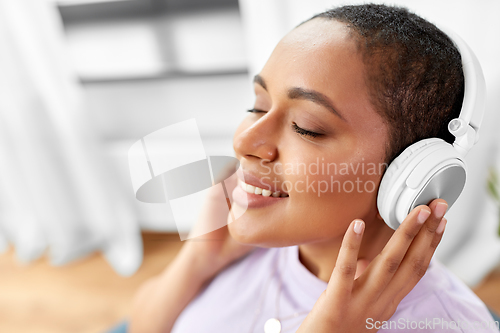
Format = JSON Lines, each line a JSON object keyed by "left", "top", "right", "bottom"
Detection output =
{"left": 392, "top": 216, "right": 447, "bottom": 303}
{"left": 357, "top": 204, "right": 431, "bottom": 297}
{"left": 328, "top": 219, "right": 365, "bottom": 298}
{"left": 428, "top": 218, "right": 447, "bottom": 257}
{"left": 355, "top": 259, "right": 370, "bottom": 280}
{"left": 381, "top": 199, "right": 448, "bottom": 303}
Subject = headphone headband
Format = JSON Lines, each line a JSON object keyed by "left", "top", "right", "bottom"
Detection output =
{"left": 440, "top": 27, "right": 486, "bottom": 156}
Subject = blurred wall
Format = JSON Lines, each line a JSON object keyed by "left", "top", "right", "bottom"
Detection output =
{"left": 59, "top": 3, "right": 253, "bottom": 231}
{"left": 84, "top": 74, "right": 252, "bottom": 231}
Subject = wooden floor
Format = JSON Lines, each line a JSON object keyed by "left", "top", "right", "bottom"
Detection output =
{"left": 475, "top": 268, "right": 500, "bottom": 318}
{"left": 0, "top": 233, "right": 184, "bottom": 333}
{"left": 0, "top": 232, "right": 499, "bottom": 333}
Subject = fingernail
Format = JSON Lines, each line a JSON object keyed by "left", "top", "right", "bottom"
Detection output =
{"left": 353, "top": 220, "right": 365, "bottom": 234}
{"left": 417, "top": 209, "right": 431, "bottom": 224}
{"left": 434, "top": 202, "right": 448, "bottom": 219}
{"left": 436, "top": 217, "right": 447, "bottom": 234}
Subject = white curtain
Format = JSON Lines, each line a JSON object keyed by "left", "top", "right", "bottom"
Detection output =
{"left": 0, "top": 0, "right": 142, "bottom": 276}
{"left": 238, "top": 0, "right": 500, "bottom": 286}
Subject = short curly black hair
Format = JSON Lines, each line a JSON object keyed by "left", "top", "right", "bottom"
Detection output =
{"left": 308, "top": 4, "right": 464, "bottom": 164}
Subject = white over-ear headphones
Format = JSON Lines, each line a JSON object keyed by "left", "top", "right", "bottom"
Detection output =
{"left": 377, "top": 28, "right": 486, "bottom": 230}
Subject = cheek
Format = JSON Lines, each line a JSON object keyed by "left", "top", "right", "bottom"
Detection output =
{"left": 286, "top": 161, "right": 380, "bottom": 224}
{"left": 229, "top": 120, "right": 387, "bottom": 245}
{"left": 228, "top": 160, "right": 383, "bottom": 247}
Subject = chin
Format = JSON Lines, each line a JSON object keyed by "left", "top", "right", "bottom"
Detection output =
{"left": 227, "top": 209, "right": 306, "bottom": 248}
{"left": 227, "top": 211, "right": 268, "bottom": 246}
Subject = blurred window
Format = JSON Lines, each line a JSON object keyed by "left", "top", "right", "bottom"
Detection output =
{"left": 56, "top": 0, "right": 246, "bottom": 82}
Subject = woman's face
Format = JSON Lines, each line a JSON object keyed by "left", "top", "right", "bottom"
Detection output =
{"left": 230, "top": 18, "right": 389, "bottom": 247}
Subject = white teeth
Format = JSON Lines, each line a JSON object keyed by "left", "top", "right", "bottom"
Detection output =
{"left": 239, "top": 179, "right": 289, "bottom": 197}
{"left": 262, "top": 189, "right": 272, "bottom": 197}
{"left": 245, "top": 184, "right": 255, "bottom": 194}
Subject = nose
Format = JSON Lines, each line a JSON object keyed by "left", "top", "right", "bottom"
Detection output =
{"left": 233, "top": 112, "right": 279, "bottom": 163}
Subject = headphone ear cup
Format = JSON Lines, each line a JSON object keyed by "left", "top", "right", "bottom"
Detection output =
{"left": 377, "top": 139, "right": 442, "bottom": 228}
{"left": 377, "top": 138, "right": 466, "bottom": 229}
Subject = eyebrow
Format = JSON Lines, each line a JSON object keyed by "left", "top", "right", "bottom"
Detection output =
{"left": 253, "top": 74, "right": 267, "bottom": 91}
{"left": 253, "top": 74, "right": 345, "bottom": 121}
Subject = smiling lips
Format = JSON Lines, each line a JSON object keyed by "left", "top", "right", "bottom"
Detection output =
{"left": 238, "top": 179, "right": 289, "bottom": 198}
{"left": 231, "top": 170, "right": 290, "bottom": 209}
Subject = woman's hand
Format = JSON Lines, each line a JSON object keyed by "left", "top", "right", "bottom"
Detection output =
{"left": 130, "top": 163, "right": 254, "bottom": 333}
{"left": 177, "top": 164, "right": 256, "bottom": 282}
{"left": 296, "top": 199, "right": 448, "bottom": 333}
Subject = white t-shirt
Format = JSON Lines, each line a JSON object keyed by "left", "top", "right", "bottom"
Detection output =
{"left": 171, "top": 245, "right": 498, "bottom": 333}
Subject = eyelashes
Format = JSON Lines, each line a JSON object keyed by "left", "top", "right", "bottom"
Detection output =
{"left": 246, "top": 108, "right": 323, "bottom": 139}
{"left": 292, "top": 122, "right": 321, "bottom": 138}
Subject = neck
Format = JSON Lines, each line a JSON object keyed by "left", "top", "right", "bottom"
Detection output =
{"left": 298, "top": 219, "right": 393, "bottom": 282}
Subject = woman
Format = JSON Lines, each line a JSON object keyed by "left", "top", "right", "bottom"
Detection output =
{"left": 126, "top": 4, "right": 497, "bottom": 333}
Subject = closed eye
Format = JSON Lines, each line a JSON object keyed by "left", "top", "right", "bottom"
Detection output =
{"left": 247, "top": 108, "right": 267, "bottom": 113}
{"left": 247, "top": 109, "right": 322, "bottom": 139}
{"left": 292, "top": 122, "right": 322, "bottom": 138}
